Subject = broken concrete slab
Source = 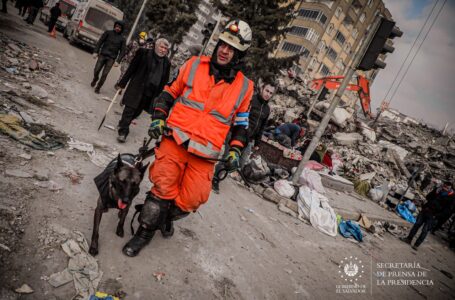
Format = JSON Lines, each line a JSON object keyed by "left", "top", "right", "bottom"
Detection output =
{"left": 333, "top": 132, "right": 363, "bottom": 146}
{"left": 30, "top": 85, "right": 48, "bottom": 99}
{"left": 319, "top": 173, "right": 354, "bottom": 192}
{"left": 5, "top": 169, "right": 33, "bottom": 178}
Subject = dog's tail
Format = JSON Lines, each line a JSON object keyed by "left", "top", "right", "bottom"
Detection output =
{"left": 130, "top": 204, "right": 143, "bottom": 235}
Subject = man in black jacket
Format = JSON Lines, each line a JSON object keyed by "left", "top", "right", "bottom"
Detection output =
{"left": 115, "top": 38, "right": 171, "bottom": 143}
{"left": 401, "top": 180, "right": 454, "bottom": 250}
{"left": 212, "top": 82, "right": 274, "bottom": 193}
{"left": 239, "top": 82, "right": 275, "bottom": 168}
{"left": 47, "top": 2, "right": 61, "bottom": 33}
{"left": 91, "top": 20, "right": 126, "bottom": 94}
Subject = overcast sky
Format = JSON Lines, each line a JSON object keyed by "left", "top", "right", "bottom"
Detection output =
{"left": 371, "top": 0, "right": 455, "bottom": 130}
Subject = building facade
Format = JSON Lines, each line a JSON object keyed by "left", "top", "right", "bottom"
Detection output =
{"left": 276, "top": 0, "right": 393, "bottom": 105}
{"left": 181, "top": 0, "right": 221, "bottom": 53}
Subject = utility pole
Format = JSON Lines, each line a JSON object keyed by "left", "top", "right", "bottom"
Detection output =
{"left": 126, "top": 0, "right": 149, "bottom": 45}
{"left": 292, "top": 17, "right": 382, "bottom": 184}
{"left": 306, "top": 86, "right": 325, "bottom": 119}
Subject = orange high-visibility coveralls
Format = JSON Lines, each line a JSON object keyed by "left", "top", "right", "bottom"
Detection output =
{"left": 150, "top": 56, "right": 253, "bottom": 212}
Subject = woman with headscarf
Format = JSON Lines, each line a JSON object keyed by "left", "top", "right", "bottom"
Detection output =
{"left": 115, "top": 38, "right": 171, "bottom": 143}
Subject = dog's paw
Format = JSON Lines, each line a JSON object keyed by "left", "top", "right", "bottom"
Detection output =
{"left": 89, "top": 247, "right": 99, "bottom": 256}
{"left": 116, "top": 227, "right": 124, "bottom": 237}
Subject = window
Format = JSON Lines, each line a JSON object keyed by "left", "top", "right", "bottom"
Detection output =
{"left": 336, "top": 59, "right": 345, "bottom": 70}
{"left": 344, "top": 42, "right": 351, "bottom": 53}
{"left": 318, "top": 40, "right": 326, "bottom": 52}
{"left": 335, "top": 7, "right": 342, "bottom": 18}
{"left": 301, "top": 48, "right": 310, "bottom": 58}
{"left": 335, "top": 31, "right": 346, "bottom": 45}
{"left": 326, "top": 46, "right": 338, "bottom": 61}
{"left": 360, "top": 13, "right": 366, "bottom": 23}
{"left": 289, "top": 27, "right": 320, "bottom": 44}
{"left": 327, "top": 23, "right": 335, "bottom": 35}
{"left": 198, "top": 4, "right": 210, "bottom": 15}
{"left": 85, "top": 8, "right": 116, "bottom": 31}
{"left": 352, "top": 28, "right": 358, "bottom": 38}
{"left": 319, "top": 64, "right": 330, "bottom": 76}
{"left": 309, "top": 58, "right": 317, "bottom": 69}
{"left": 298, "top": 9, "right": 327, "bottom": 25}
{"left": 282, "top": 42, "right": 302, "bottom": 53}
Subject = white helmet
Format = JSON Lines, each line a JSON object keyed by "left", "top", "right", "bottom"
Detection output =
{"left": 218, "top": 20, "right": 252, "bottom": 52}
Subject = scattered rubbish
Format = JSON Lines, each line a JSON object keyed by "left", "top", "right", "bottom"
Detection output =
{"left": 273, "top": 180, "right": 295, "bottom": 198}
{"left": 51, "top": 231, "right": 103, "bottom": 299}
{"left": 18, "top": 153, "right": 32, "bottom": 160}
{"left": 48, "top": 269, "right": 73, "bottom": 288}
{"left": 30, "top": 84, "right": 49, "bottom": 99}
{"left": 62, "top": 169, "right": 84, "bottom": 184}
{"left": 297, "top": 186, "right": 337, "bottom": 237}
{"left": 34, "top": 180, "right": 63, "bottom": 191}
{"left": 15, "top": 284, "right": 34, "bottom": 294}
{"left": 68, "top": 138, "right": 94, "bottom": 152}
{"left": 89, "top": 291, "right": 120, "bottom": 300}
{"left": 153, "top": 272, "right": 165, "bottom": 282}
{"left": 5, "top": 67, "right": 18, "bottom": 74}
{"left": 0, "top": 243, "right": 11, "bottom": 252}
{"left": 339, "top": 220, "right": 363, "bottom": 242}
{"left": 245, "top": 208, "right": 255, "bottom": 214}
{"left": 103, "top": 124, "right": 115, "bottom": 131}
{"left": 396, "top": 204, "right": 416, "bottom": 224}
{"left": 33, "top": 169, "right": 49, "bottom": 181}
{"left": 357, "top": 214, "right": 372, "bottom": 230}
{"left": 0, "top": 114, "right": 66, "bottom": 150}
{"left": 298, "top": 169, "right": 325, "bottom": 194}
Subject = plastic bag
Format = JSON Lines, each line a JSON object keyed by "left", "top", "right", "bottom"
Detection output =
{"left": 298, "top": 168, "right": 325, "bottom": 194}
{"left": 273, "top": 180, "right": 295, "bottom": 198}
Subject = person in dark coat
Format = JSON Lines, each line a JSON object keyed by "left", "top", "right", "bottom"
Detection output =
{"left": 91, "top": 20, "right": 126, "bottom": 93}
{"left": 47, "top": 2, "right": 61, "bottom": 33}
{"left": 26, "top": 0, "right": 43, "bottom": 24}
{"left": 115, "top": 38, "right": 171, "bottom": 142}
{"left": 273, "top": 123, "right": 305, "bottom": 148}
{"left": 401, "top": 180, "right": 454, "bottom": 250}
{"left": 240, "top": 83, "right": 274, "bottom": 166}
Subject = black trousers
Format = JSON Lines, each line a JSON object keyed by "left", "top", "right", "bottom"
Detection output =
{"left": 93, "top": 55, "right": 114, "bottom": 89}
{"left": 48, "top": 17, "right": 57, "bottom": 32}
{"left": 432, "top": 212, "right": 454, "bottom": 233}
{"left": 407, "top": 212, "right": 435, "bottom": 247}
{"left": 26, "top": 7, "right": 39, "bottom": 24}
{"left": 118, "top": 96, "right": 151, "bottom": 136}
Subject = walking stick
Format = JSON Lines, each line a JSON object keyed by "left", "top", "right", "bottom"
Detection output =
{"left": 97, "top": 89, "right": 121, "bottom": 131}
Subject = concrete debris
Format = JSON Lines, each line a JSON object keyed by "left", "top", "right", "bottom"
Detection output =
{"left": 5, "top": 169, "right": 33, "bottom": 178}
{"left": 333, "top": 132, "right": 363, "bottom": 146}
{"left": 19, "top": 111, "right": 34, "bottom": 124}
{"left": 15, "top": 284, "right": 34, "bottom": 294}
{"left": 28, "top": 59, "right": 39, "bottom": 71}
{"left": 0, "top": 243, "right": 11, "bottom": 252}
{"left": 30, "top": 85, "right": 49, "bottom": 99}
{"left": 34, "top": 180, "right": 63, "bottom": 191}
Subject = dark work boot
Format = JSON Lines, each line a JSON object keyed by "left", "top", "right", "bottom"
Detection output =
{"left": 400, "top": 237, "right": 412, "bottom": 244}
{"left": 160, "top": 219, "right": 174, "bottom": 238}
{"left": 122, "top": 226, "right": 155, "bottom": 257}
{"left": 94, "top": 86, "right": 100, "bottom": 94}
{"left": 117, "top": 134, "right": 127, "bottom": 143}
{"left": 90, "top": 79, "right": 97, "bottom": 87}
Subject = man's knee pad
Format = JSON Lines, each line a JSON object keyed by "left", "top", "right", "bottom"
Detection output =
{"left": 139, "top": 194, "right": 171, "bottom": 229}
{"left": 168, "top": 203, "right": 190, "bottom": 221}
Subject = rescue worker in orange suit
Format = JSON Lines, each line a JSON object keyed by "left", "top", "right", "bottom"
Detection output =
{"left": 122, "top": 20, "right": 254, "bottom": 257}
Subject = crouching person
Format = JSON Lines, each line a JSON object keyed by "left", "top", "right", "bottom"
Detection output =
{"left": 122, "top": 20, "right": 254, "bottom": 257}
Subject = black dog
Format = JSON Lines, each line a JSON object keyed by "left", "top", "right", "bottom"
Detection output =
{"left": 89, "top": 154, "right": 149, "bottom": 256}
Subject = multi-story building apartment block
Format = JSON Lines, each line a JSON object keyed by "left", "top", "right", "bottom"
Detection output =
{"left": 277, "top": 0, "right": 393, "bottom": 105}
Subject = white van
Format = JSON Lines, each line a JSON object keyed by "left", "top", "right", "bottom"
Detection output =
{"left": 64, "top": 0, "right": 124, "bottom": 50}
{"left": 40, "top": 0, "right": 80, "bottom": 32}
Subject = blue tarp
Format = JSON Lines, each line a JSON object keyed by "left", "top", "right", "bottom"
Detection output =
{"left": 339, "top": 220, "right": 363, "bottom": 242}
{"left": 396, "top": 203, "right": 416, "bottom": 223}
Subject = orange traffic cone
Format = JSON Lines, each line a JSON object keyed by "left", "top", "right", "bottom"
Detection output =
{"left": 50, "top": 26, "right": 56, "bottom": 38}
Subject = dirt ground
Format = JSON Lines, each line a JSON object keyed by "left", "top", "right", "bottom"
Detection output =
{"left": 0, "top": 5, "right": 454, "bottom": 300}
